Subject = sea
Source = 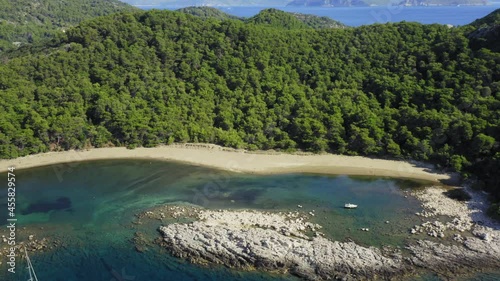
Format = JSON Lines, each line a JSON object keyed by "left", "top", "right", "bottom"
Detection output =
{"left": 135, "top": 3, "right": 500, "bottom": 27}
{"left": 1, "top": 160, "right": 499, "bottom": 280}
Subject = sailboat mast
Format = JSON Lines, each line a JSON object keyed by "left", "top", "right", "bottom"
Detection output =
{"left": 24, "top": 247, "right": 33, "bottom": 281}
{"left": 24, "top": 247, "right": 39, "bottom": 281}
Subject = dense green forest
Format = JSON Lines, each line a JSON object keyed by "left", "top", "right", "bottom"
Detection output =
{"left": 287, "top": 12, "right": 345, "bottom": 29}
{"left": 0, "top": 0, "right": 137, "bottom": 52}
{"left": 176, "top": 7, "right": 242, "bottom": 21}
{"left": 177, "top": 7, "right": 346, "bottom": 29}
{"left": 0, "top": 8, "right": 499, "bottom": 216}
{"left": 246, "top": 8, "right": 346, "bottom": 29}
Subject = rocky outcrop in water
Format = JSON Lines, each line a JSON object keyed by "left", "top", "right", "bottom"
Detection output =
{"left": 158, "top": 209, "right": 406, "bottom": 280}
{"left": 408, "top": 229, "right": 500, "bottom": 276}
{"left": 407, "top": 187, "right": 500, "bottom": 276}
{"left": 152, "top": 186, "right": 500, "bottom": 280}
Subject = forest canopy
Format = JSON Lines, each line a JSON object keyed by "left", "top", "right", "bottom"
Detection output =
{"left": 0, "top": 9, "right": 499, "bottom": 210}
{"left": 0, "top": 0, "right": 137, "bottom": 52}
{"left": 177, "top": 7, "right": 346, "bottom": 29}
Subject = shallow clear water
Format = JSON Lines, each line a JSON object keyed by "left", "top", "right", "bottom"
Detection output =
{"left": 0, "top": 160, "right": 498, "bottom": 280}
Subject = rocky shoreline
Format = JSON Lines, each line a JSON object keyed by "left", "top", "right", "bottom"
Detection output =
{"left": 142, "top": 186, "right": 500, "bottom": 280}
{"left": 0, "top": 230, "right": 55, "bottom": 267}
{"left": 407, "top": 187, "right": 500, "bottom": 277}
{"left": 153, "top": 207, "right": 406, "bottom": 280}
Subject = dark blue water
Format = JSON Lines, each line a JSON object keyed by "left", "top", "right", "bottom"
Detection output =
{"left": 0, "top": 160, "right": 498, "bottom": 280}
{"left": 139, "top": 4, "right": 500, "bottom": 26}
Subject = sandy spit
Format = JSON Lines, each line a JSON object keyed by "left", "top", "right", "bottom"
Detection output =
{"left": 0, "top": 143, "right": 451, "bottom": 182}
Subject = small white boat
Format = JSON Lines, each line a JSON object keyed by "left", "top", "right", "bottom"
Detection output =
{"left": 344, "top": 203, "right": 358, "bottom": 209}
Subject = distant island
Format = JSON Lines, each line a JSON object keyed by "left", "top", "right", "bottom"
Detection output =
{"left": 287, "top": 0, "right": 487, "bottom": 6}
{"left": 122, "top": 0, "right": 488, "bottom": 7}
{"left": 287, "top": 0, "right": 368, "bottom": 6}
{"left": 397, "top": 0, "right": 488, "bottom": 6}
{"left": 121, "top": 0, "right": 290, "bottom": 7}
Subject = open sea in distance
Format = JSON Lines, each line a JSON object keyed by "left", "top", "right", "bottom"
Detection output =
{"left": 136, "top": 3, "right": 500, "bottom": 27}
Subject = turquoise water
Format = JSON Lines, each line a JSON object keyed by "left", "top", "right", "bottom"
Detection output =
{"left": 0, "top": 160, "right": 498, "bottom": 280}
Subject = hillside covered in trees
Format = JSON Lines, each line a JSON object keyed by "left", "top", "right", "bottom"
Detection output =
{"left": 0, "top": 8, "right": 499, "bottom": 215}
{"left": 177, "top": 7, "right": 346, "bottom": 29}
{"left": 0, "top": 0, "right": 137, "bottom": 52}
{"left": 176, "top": 6, "right": 242, "bottom": 21}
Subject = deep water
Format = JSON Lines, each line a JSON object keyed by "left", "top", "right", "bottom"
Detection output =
{"left": 0, "top": 160, "right": 498, "bottom": 280}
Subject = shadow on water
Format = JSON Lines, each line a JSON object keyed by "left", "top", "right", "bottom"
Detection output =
{"left": 443, "top": 188, "right": 472, "bottom": 202}
{"left": 21, "top": 196, "right": 72, "bottom": 215}
{"left": 223, "top": 189, "right": 264, "bottom": 203}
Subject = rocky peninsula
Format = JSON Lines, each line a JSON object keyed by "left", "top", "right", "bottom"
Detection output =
{"left": 148, "top": 186, "right": 500, "bottom": 280}
{"left": 407, "top": 187, "right": 500, "bottom": 276}
{"left": 155, "top": 207, "right": 406, "bottom": 280}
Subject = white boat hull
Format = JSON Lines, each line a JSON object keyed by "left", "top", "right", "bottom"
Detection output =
{"left": 344, "top": 204, "right": 358, "bottom": 209}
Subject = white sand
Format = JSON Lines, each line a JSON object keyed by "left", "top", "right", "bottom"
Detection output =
{"left": 0, "top": 143, "right": 451, "bottom": 182}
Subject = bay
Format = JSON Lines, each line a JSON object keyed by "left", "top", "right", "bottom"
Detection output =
{"left": 0, "top": 160, "right": 498, "bottom": 280}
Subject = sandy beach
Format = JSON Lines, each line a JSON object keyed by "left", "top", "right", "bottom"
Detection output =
{"left": 0, "top": 143, "right": 451, "bottom": 182}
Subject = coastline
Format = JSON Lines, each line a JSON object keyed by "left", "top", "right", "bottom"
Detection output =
{"left": 1, "top": 143, "right": 498, "bottom": 279}
{"left": 141, "top": 185, "right": 500, "bottom": 280}
{"left": 0, "top": 143, "right": 452, "bottom": 182}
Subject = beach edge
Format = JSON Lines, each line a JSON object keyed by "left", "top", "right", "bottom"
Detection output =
{"left": 0, "top": 143, "right": 452, "bottom": 183}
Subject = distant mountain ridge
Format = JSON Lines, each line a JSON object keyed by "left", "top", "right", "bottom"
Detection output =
{"left": 287, "top": 0, "right": 486, "bottom": 6}
{"left": 397, "top": 0, "right": 486, "bottom": 6}
{"left": 123, "top": 0, "right": 487, "bottom": 7}
{"left": 287, "top": 0, "right": 368, "bottom": 6}
{"left": 123, "top": 0, "right": 380, "bottom": 7}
